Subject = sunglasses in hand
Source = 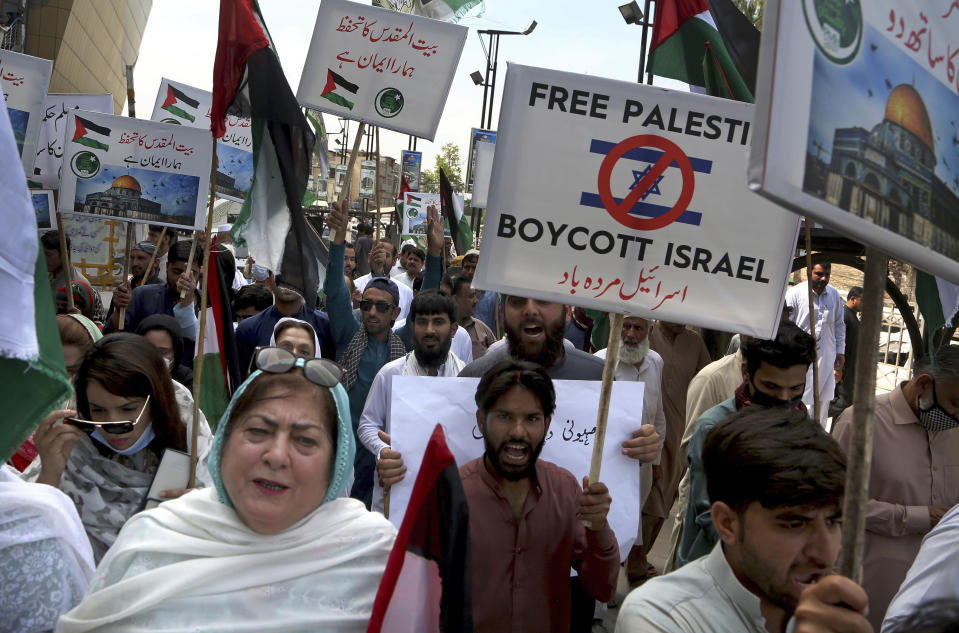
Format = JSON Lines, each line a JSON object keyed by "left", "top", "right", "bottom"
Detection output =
{"left": 64, "top": 395, "right": 151, "bottom": 435}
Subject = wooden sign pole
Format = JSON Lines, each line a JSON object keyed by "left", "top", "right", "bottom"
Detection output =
{"left": 116, "top": 225, "right": 135, "bottom": 330}
{"left": 55, "top": 212, "right": 74, "bottom": 313}
{"left": 837, "top": 247, "right": 887, "bottom": 581}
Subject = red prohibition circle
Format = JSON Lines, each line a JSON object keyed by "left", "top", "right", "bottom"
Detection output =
{"left": 597, "top": 134, "right": 695, "bottom": 231}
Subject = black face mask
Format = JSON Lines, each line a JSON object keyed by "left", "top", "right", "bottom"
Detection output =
{"left": 749, "top": 381, "right": 804, "bottom": 409}
{"left": 917, "top": 382, "right": 959, "bottom": 432}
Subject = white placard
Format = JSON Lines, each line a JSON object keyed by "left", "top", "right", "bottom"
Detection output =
{"left": 1, "top": 49, "right": 52, "bottom": 177}
{"left": 748, "top": 0, "right": 959, "bottom": 283}
{"left": 297, "top": 0, "right": 467, "bottom": 139}
{"left": 470, "top": 140, "right": 495, "bottom": 208}
{"left": 151, "top": 77, "right": 253, "bottom": 202}
{"left": 473, "top": 64, "right": 800, "bottom": 339}
{"left": 59, "top": 111, "right": 212, "bottom": 230}
{"left": 33, "top": 94, "right": 113, "bottom": 189}
{"left": 388, "top": 376, "right": 643, "bottom": 560}
{"left": 401, "top": 191, "right": 438, "bottom": 237}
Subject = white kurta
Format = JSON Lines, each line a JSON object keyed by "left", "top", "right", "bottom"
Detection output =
{"left": 787, "top": 281, "right": 846, "bottom": 425}
{"left": 594, "top": 348, "right": 666, "bottom": 542}
{"left": 56, "top": 490, "right": 396, "bottom": 633}
{"left": 357, "top": 351, "right": 466, "bottom": 512}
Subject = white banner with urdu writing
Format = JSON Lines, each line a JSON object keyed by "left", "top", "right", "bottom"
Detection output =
{"left": 747, "top": 0, "right": 959, "bottom": 283}
{"left": 297, "top": 0, "right": 467, "bottom": 139}
{"left": 59, "top": 111, "right": 212, "bottom": 230}
{"left": 473, "top": 64, "right": 801, "bottom": 339}
{"left": 1, "top": 48, "right": 52, "bottom": 177}
{"left": 151, "top": 77, "right": 253, "bottom": 202}
{"left": 388, "top": 376, "right": 643, "bottom": 561}
{"left": 33, "top": 94, "right": 113, "bottom": 189}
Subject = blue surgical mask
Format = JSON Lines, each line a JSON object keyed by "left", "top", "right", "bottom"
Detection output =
{"left": 92, "top": 425, "right": 156, "bottom": 456}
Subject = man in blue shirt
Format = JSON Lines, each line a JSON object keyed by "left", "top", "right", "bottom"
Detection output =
{"left": 234, "top": 269, "right": 335, "bottom": 374}
{"left": 324, "top": 199, "right": 444, "bottom": 507}
{"left": 104, "top": 241, "right": 200, "bottom": 350}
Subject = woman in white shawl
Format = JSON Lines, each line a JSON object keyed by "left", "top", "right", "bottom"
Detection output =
{"left": 57, "top": 347, "right": 396, "bottom": 633}
{"left": 270, "top": 317, "right": 321, "bottom": 359}
{"left": 24, "top": 333, "right": 212, "bottom": 561}
{"left": 0, "top": 465, "right": 95, "bottom": 633}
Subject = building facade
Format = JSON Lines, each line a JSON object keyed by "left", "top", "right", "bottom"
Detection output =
{"left": 14, "top": 0, "right": 152, "bottom": 115}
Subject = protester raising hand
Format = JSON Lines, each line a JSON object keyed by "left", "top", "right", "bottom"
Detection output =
{"left": 580, "top": 476, "right": 613, "bottom": 531}
{"left": 375, "top": 430, "right": 407, "bottom": 490}
{"left": 33, "top": 408, "right": 83, "bottom": 487}
{"left": 329, "top": 200, "right": 350, "bottom": 245}
{"left": 176, "top": 270, "right": 197, "bottom": 307}
{"left": 425, "top": 204, "right": 444, "bottom": 257}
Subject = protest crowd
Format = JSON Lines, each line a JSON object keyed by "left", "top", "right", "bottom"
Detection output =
{"left": 3, "top": 1, "right": 959, "bottom": 633}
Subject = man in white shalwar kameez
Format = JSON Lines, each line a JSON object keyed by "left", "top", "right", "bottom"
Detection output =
{"left": 786, "top": 263, "right": 846, "bottom": 426}
{"left": 359, "top": 289, "right": 465, "bottom": 512}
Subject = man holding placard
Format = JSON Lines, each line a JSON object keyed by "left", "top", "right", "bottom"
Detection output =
{"left": 358, "top": 289, "right": 466, "bottom": 512}
{"left": 464, "top": 360, "right": 619, "bottom": 633}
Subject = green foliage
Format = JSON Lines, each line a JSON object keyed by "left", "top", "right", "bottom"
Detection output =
{"left": 423, "top": 141, "right": 465, "bottom": 193}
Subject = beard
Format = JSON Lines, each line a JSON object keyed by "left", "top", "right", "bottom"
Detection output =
{"left": 618, "top": 338, "right": 650, "bottom": 365}
{"left": 735, "top": 525, "right": 827, "bottom": 617}
{"left": 413, "top": 334, "right": 452, "bottom": 369}
{"left": 483, "top": 433, "right": 546, "bottom": 481}
{"left": 505, "top": 312, "right": 566, "bottom": 368}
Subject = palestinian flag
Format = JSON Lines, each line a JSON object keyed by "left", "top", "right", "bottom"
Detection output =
{"left": 0, "top": 97, "right": 73, "bottom": 463}
{"left": 320, "top": 70, "right": 358, "bottom": 110}
{"left": 212, "top": 0, "right": 325, "bottom": 308}
{"left": 197, "top": 241, "right": 242, "bottom": 429}
{"left": 72, "top": 115, "right": 110, "bottom": 151}
{"left": 162, "top": 84, "right": 201, "bottom": 123}
{"left": 916, "top": 271, "right": 959, "bottom": 357}
{"left": 367, "top": 425, "right": 472, "bottom": 633}
{"left": 395, "top": 173, "right": 412, "bottom": 227}
{"left": 439, "top": 167, "right": 472, "bottom": 257}
{"left": 647, "top": 0, "right": 757, "bottom": 102}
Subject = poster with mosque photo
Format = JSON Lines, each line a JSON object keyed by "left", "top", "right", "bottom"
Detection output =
{"left": 151, "top": 77, "right": 253, "bottom": 202}
{"left": 58, "top": 111, "right": 212, "bottom": 230}
{"left": 1, "top": 48, "right": 52, "bottom": 177}
{"left": 748, "top": 0, "right": 959, "bottom": 283}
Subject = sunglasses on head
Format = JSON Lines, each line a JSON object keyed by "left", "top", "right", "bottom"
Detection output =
{"left": 359, "top": 299, "right": 396, "bottom": 313}
{"left": 252, "top": 347, "right": 344, "bottom": 387}
{"left": 65, "top": 395, "right": 151, "bottom": 435}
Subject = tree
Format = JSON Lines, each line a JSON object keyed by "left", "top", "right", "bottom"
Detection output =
{"left": 420, "top": 167, "right": 439, "bottom": 193}
{"left": 419, "top": 142, "right": 465, "bottom": 193}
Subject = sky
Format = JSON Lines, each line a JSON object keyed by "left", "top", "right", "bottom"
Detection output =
{"left": 132, "top": 0, "right": 684, "bottom": 176}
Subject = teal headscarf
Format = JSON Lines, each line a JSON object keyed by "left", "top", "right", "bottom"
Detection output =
{"left": 207, "top": 364, "right": 355, "bottom": 508}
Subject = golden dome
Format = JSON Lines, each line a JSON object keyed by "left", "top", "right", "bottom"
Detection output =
{"left": 884, "top": 84, "right": 934, "bottom": 151}
{"left": 111, "top": 175, "right": 141, "bottom": 192}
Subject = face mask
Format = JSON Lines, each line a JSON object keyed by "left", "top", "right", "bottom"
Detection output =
{"left": 92, "top": 425, "right": 156, "bottom": 456}
{"left": 917, "top": 384, "right": 959, "bottom": 432}
{"left": 164, "top": 357, "right": 174, "bottom": 370}
{"left": 749, "top": 382, "right": 804, "bottom": 410}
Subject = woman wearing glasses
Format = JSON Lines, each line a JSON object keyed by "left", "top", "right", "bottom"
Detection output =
{"left": 58, "top": 347, "right": 396, "bottom": 633}
{"left": 24, "top": 333, "right": 212, "bottom": 561}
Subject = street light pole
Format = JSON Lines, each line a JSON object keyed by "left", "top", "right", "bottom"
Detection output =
{"left": 476, "top": 20, "right": 536, "bottom": 131}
